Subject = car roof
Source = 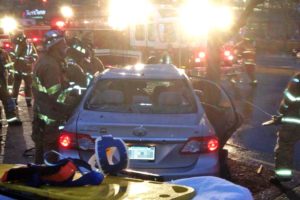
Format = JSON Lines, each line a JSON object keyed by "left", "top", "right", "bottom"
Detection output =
{"left": 98, "top": 64, "right": 186, "bottom": 80}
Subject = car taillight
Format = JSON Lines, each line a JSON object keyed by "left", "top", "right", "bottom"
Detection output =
{"left": 59, "top": 131, "right": 95, "bottom": 150}
{"left": 180, "top": 136, "right": 219, "bottom": 154}
{"left": 207, "top": 138, "right": 219, "bottom": 151}
{"left": 59, "top": 134, "right": 72, "bottom": 148}
{"left": 59, "top": 132, "right": 73, "bottom": 148}
{"left": 77, "top": 134, "right": 95, "bottom": 150}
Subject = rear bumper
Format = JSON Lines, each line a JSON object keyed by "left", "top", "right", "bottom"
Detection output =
{"left": 59, "top": 148, "right": 219, "bottom": 181}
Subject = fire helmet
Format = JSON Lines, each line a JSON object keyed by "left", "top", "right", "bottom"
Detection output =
{"left": 43, "top": 30, "right": 65, "bottom": 51}
{"left": 146, "top": 56, "right": 159, "bottom": 64}
{"left": 13, "top": 32, "right": 27, "bottom": 44}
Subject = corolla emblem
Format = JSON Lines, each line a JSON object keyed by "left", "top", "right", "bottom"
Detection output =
{"left": 133, "top": 126, "right": 147, "bottom": 137}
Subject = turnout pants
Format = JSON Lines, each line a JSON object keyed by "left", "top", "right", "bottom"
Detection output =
{"left": 12, "top": 73, "right": 32, "bottom": 105}
{"left": 32, "top": 116, "right": 60, "bottom": 164}
{"left": 0, "top": 79, "right": 17, "bottom": 121}
{"left": 275, "top": 125, "right": 300, "bottom": 174}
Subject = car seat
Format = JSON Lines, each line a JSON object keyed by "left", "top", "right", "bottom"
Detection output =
{"left": 158, "top": 91, "right": 182, "bottom": 106}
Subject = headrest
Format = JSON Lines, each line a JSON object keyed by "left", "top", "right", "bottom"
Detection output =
{"left": 101, "top": 90, "right": 124, "bottom": 104}
{"left": 158, "top": 91, "right": 182, "bottom": 106}
{"left": 132, "top": 95, "right": 151, "bottom": 104}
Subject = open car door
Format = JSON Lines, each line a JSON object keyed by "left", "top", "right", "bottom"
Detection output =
{"left": 192, "top": 78, "right": 242, "bottom": 149}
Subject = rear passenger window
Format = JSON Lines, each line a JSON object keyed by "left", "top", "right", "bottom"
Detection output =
{"left": 85, "top": 79, "right": 197, "bottom": 114}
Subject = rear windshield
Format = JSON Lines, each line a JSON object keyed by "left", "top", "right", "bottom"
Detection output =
{"left": 85, "top": 79, "right": 197, "bottom": 114}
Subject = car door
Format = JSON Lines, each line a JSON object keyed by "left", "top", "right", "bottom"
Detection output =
{"left": 192, "top": 78, "right": 242, "bottom": 148}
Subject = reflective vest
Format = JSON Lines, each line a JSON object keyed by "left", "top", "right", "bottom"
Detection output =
{"left": 10, "top": 43, "right": 38, "bottom": 75}
{"left": 32, "top": 54, "right": 70, "bottom": 125}
{"left": 279, "top": 73, "right": 300, "bottom": 125}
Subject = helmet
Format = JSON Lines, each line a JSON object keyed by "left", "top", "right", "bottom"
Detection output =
{"left": 14, "top": 32, "right": 27, "bottom": 44}
{"left": 44, "top": 30, "right": 65, "bottom": 51}
{"left": 146, "top": 56, "right": 158, "bottom": 64}
{"left": 160, "top": 54, "right": 172, "bottom": 64}
{"left": 68, "top": 37, "right": 89, "bottom": 58}
{"left": 82, "top": 35, "right": 93, "bottom": 50}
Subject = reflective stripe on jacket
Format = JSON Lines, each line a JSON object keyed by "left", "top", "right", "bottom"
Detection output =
{"left": 279, "top": 73, "right": 300, "bottom": 121}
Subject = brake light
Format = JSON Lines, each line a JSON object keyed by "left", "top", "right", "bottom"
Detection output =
{"left": 59, "top": 134, "right": 72, "bottom": 148}
{"left": 59, "top": 131, "right": 95, "bottom": 150}
{"left": 180, "top": 136, "right": 219, "bottom": 154}
{"left": 207, "top": 138, "right": 219, "bottom": 151}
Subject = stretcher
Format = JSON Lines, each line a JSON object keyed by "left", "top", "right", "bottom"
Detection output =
{"left": 0, "top": 164, "right": 195, "bottom": 200}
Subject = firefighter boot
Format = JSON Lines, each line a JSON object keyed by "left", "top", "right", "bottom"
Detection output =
{"left": 5, "top": 98, "right": 22, "bottom": 126}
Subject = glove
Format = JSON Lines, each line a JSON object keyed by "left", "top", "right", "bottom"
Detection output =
{"left": 271, "top": 115, "right": 282, "bottom": 125}
{"left": 262, "top": 115, "right": 282, "bottom": 126}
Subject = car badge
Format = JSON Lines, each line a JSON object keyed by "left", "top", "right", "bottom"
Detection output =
{"left": 132, "top": 126, "right": 147, "bottom": 137}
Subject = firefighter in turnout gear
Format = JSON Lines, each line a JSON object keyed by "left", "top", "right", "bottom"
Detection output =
{"left": 82, "top": 36, "right": 105, "bottom": 73}
{"left": 235, "top": 37, "right": 257, "bottom": 86}
{"left": 10, "top": 33, "right": 38, "bottom": 106}
{"left": 69, "top": 37, "right": 103, "bottom": 86}
{"left": 65, "top": 37, "right": 87, "bottom": 99}
{"left": 32, "top": 30, "right": 82, "bottom": 164}
{"left": 0, "top": 42, "right": 22, "bottom": 126}
{"left": 272, "top": 72, "right": 300, "bottom": 182}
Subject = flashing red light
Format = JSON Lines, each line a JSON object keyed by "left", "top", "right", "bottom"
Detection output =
{"left": 32, "top": 37, "right": 38, "bottom": 42}
{"left": 42, "top": 0, "right": 47, "bottom": 2}
{"left": 198, "top": 52, "right": 206, "bottom": 58}
{"left": 59, "top": 134, "right": 71, "bottom": 148}
{"left": 55, "top": 20, "right": 65, "bottom": 28}
{"left": 207, "top": 138, "right": 219, "bottom": 152}
{"left": 224, "top": 50, "right": 231, "bottom": 57}
{"left": 4, "top": 43, "right": 10, "bottom": 48}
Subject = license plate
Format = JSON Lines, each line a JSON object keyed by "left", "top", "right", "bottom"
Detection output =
{"left": 128, "top": 146, "right": 155, "bottom": 160}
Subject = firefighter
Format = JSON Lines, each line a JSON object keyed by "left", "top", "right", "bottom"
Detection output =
{"left": 65, "top": 37, "right": 87, "bottom": 96}
{"left": 82, "top": 37, "right": 105, "bottom": 82}
{"left": 0, "top": 42, "right": 22, "bottom": 126}
{"left": 146, "top": 56, "right": 159, "bottom": 64}
{"left": 235, "top": 37, "right": 257, "bottom": 86}
{"left": 69, "top": 37, "right": 103, "bottom": 86}
{"left": 32, "top": 30, "right": 83, "bottom": 164}
{"left": 271, "top": 72, "right": 300, "bottom": 182}
{"left": 10, "top": 33, "right": 38, "bottom": 106}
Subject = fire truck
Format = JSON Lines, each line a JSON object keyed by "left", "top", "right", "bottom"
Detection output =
{"left": 0, "top": 28, "right": 13, "bottom": 51}
{"left": 21, "top": 6, "right": 240, "bottom": 77}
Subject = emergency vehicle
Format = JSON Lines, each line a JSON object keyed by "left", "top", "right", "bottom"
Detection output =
{"left": 21, "top": 6, "right": 240, "bottom": 77}
{"left": 0, "top": 28, "right": 13, "bottom": 51}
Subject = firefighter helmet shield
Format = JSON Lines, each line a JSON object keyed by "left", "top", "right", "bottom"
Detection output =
{"left": 44, "top": 30, "right": 65, "bottom": 51}
{"left": 68, "top": 37, "right": 90, "bottom": 60}
{"left": 14, "top": 32, "right": 27, "bottom": 44}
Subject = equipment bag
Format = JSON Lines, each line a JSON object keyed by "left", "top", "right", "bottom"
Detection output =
{"left": 1, "top": 158, "right": 104, "bottom": 187}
